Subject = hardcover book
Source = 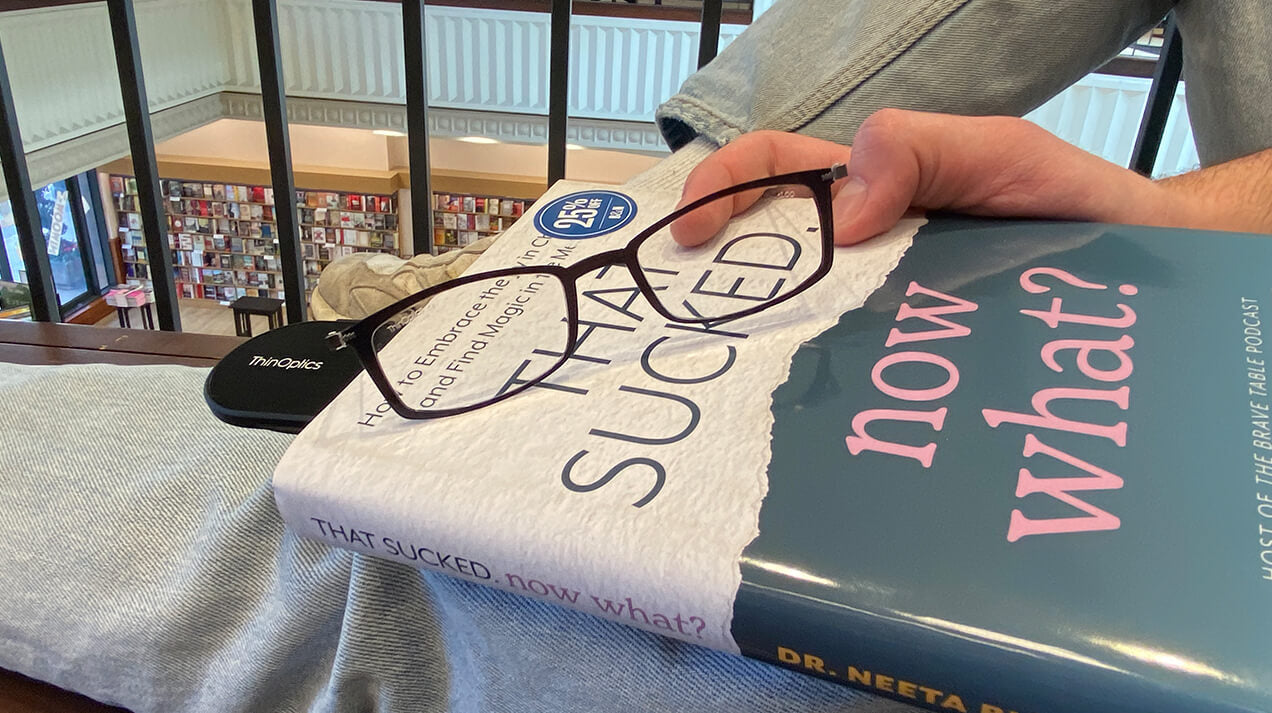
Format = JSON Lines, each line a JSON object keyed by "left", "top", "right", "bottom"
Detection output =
{"left": 274, "top": 181, "right": 1271, "bottom": 713}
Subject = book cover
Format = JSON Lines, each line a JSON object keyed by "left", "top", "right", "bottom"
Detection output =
{"left": 275, "top": 178, "right": 1272, "bottom": 713}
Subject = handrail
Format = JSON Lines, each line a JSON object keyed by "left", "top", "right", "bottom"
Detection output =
{"left": 0, "top": 0, "right": 756, "bottom": 24}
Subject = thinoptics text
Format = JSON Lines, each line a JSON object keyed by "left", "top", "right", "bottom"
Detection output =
{"left": 249, "top": 355, "right": 324, "bottom": 370}
{"left": 845, "top": 267, "right": 1139, "bottom": 542}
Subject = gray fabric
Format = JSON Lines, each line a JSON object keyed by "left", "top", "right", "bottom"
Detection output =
{"left": 656, "top": 0, "right": 1272, "bottom": 167}
{"left": 0, "top": 362, "right": 912, "bottom": 713}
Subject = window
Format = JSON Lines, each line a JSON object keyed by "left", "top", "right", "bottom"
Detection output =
{"left": 0, "top": 170, "right": 109, "bottom": 315}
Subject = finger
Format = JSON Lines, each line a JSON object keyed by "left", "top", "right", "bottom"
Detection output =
{"left": 671, "top": 131, "right": 854, "bottom": 245}
{"left": 831, "top": 109, "right": 1165, "bottom": 245}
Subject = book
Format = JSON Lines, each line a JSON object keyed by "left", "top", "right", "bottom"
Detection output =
{"left": 274, "top": 180, "right": 1272, "bottom": 713}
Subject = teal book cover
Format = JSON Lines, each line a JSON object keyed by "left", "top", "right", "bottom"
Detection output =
{"left": 736, "top": 216, "right": 1271, "bottom": 713}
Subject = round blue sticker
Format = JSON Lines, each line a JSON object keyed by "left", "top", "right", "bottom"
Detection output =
{"left": 533, "top": 190, "right": 637, "bottom": 240}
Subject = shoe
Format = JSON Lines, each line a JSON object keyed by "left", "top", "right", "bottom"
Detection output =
{"left": 311, "top": 235, "right": 498, "bottom": 320}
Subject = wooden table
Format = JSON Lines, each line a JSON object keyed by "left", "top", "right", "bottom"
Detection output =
{"left": 229, "top": 296, "right": 285, "bottom": 337}
{"left": 0, "top": 321, "right": 245, "bottom": 367}
{"left": 0, "top": 320, "right": 245, "bottom": 712}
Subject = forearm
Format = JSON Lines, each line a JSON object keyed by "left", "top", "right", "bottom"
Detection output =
{"left": 1154, "top": 148, "right": 1272, "bottom": 233}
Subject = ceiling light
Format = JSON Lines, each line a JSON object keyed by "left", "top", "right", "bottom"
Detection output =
{"left": 458, "top": 136, "right": 500, "bottom": 145}
{"left": 372, "top": 129, "right": 407, "bottom": 137}
{"left": 566, "top": 143, "right": 584, "bottom": 151}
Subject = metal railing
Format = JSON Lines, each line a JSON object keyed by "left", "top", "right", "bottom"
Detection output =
{"left": 0, "top": 1, "right": 1180, "bottom": 330}
{"left": 0, "top": 0, "right": 726, "bottom": 330}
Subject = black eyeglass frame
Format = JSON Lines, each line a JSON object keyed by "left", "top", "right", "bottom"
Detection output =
{"left": 327, "top": 163, "right": 848, "bottom": 420}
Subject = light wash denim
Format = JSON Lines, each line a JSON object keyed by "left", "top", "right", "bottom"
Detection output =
{"left": 656, "top": 0, "right": 1272, "bottom": 167}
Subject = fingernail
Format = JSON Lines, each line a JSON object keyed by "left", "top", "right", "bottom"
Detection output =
{"left": 832, "top": 175, "right": 867, "bottom": 226}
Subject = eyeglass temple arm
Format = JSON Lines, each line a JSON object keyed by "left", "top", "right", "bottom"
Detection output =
{"left": 327, "top": 330, "right": 351, "bottom": 351}
{"left": 822, "top": 164, "right": 848, "bottom": 182}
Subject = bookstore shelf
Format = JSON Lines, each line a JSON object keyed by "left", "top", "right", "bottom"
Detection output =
{"left": 432, "top": 192, "right": 526, "bottom": 251}
{"left": 108, "top": 176, "right": 534, "bottom": 313}
{"left": 110, "top": 175, "right": 402, "bottom": 303}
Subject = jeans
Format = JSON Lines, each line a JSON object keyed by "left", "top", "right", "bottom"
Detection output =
{"left": 656, "top": 0, "right": 1272, "bottom": 167}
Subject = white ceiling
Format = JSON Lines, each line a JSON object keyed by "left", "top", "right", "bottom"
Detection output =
{"left": 154, "top": 119, "right": 664, "bottom": 186}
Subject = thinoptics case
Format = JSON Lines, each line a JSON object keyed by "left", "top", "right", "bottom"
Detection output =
{"left": 205, "top": 320, "right": 363, "bottom": 433}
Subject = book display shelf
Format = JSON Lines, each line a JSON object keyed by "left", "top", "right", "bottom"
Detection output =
{"left": 432, "top": 191, "right": 527, "bottom": 252}
{"left": 109, "top": 175, "right": 400, "bottom": 303}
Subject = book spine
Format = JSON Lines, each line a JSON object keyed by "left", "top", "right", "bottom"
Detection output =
{"left": 731, "top": 583, "right": 1242, "bottom": 713}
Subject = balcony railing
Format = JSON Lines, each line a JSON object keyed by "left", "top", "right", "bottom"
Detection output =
{"left": 0, "top": 0, "right": 1189, "bottom": 329}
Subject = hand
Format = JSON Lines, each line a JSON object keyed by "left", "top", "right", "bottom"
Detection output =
{"left": 674, "top": 109, "right": 1182, "bottom": 246}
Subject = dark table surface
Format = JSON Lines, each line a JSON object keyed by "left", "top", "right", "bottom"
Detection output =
{"left": 229, "top": 296, "right": 285, "bottom": 314}
{"left": 0, "top": 320, "right": 245, "bottom": 367}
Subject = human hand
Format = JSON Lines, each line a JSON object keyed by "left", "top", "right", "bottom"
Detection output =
{"left": 673, "top": 109, "right": 1180, "bottom": 246}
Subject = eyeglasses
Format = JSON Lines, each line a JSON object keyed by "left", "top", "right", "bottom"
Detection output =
{"left": 326, "top": 164, "right": 848, "bottom": 419}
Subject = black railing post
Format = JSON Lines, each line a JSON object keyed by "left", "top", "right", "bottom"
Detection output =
{"left": 697, "top": 0, "right": 723, "bottom": 68}
{"left": 547, "top": 0, "right": 570, "bottom": 184}
{"left": 107, "top": 0, "right": 180, "bottom": 330}
{"left": 252, "top": 0, "right": 305, "bottom": 323}
{"left": 1130, "top": 15, "right": 1182, "bottom": 176}
{"left": 0, "top": 38, "right": 59, "bottom": 322}
{"left": 403, "top": 0, "right": 435, "bottom": 257}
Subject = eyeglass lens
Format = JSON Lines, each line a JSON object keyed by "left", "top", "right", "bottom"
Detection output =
{"left": 370, "top": 272, "right": 572, "bottom": 413}
{"left": 637, "top": 184, "right": 823, "bottom": 322}
{"left": 368, "top": 183, "right": 824, "bottom": 416}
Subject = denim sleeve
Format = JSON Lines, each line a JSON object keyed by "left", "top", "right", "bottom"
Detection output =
{"left": 1174, "top": 1, "right": 1272, "bottom": 165}
{"left": 656, "top": 0, "right": 1178, "bottom": 151}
